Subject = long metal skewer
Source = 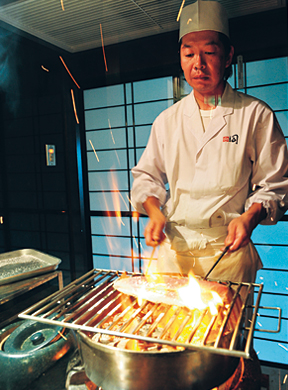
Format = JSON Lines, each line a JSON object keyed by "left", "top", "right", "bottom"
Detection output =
{"left": 147, "top": 247, "right": 156, "bottom": 273}
{"left": 204, "top": 246, "right": 230, "bottom": 280}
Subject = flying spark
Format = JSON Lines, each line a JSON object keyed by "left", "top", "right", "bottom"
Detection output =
{"left": 108, "top": 118, "right": 120, "bottom": 165}
{"left": 111, "top": 131, "right": 115, "bottom": 144}
{"left": 114, "top": 150, "right": 121, "bottom": 167}
{"left": 89, "top": 139, "right": 100, "bottom": 162}
{"left": 116, "top": 210, "right": 125, "bottom": 226}
{"left": 283, "top": 374, "right": 288, "bottom": 384}
{"left": 71, "top": 89, "right": 79, "bottom": 124}
{"left": 278, "top": 343, "right": 288, "bottom": 351}
{"left": 117, "top": 191, "right": 129, "bottom": 210}
{"left": 100, "top": 24, "right": 108, "bottom": 72}
{"left": 59, "top": 56, "right": 81, "bottom": 89}
{"left": 41, "top": 65, "right": 49, "bottom": 72}
{"left": 60, "top": 0, "right": 65, "bottom": 11}
{"left": 127, "top": 195, "right": 133, "bottom": 206}
{"left": 108, "top": 119, "right": 115, "bottom": 144}
{"left": 176, "top": 0, "right": 186, "bottom": 22}
{"left": 133, "top": 235, "right": 139, "bottom": 248}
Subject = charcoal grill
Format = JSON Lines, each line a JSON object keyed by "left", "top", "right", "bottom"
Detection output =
{"left": 18, "top": 269, "right": 281, "bottom": 390}
{"left": 19, "top": 268, "right": 280, "bottom": 359}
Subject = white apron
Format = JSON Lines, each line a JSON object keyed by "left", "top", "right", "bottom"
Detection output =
{"left": 157, "top": 239, "right": 261, "bottom": 282}
{"left": 156, "top": 225, "right": 262, "bottom": 302}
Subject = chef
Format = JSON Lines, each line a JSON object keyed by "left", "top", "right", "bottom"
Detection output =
{"left": 131, "top": 0, "right": 288, "bottom": 285}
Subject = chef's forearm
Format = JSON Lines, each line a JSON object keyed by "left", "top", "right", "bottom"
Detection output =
{"left": 143, "top": 196, "right": 162, "bottom": 217}
{"left": 225, "top": 202, "right": 267, "bottom": 251}
{"left": 143, "top": 197, "right": 166, "bottom": 245}
{"left": 243, "top": 202, "right": 267, "bottom": 230}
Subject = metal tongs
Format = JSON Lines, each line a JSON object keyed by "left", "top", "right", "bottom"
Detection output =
{"left": 147, "top": 243, "right": 230, "bottom": 279}
{"left": 204, "top": 245, "right": 230, "bottom": 280}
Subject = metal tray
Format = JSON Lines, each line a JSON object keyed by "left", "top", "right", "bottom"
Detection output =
{"left": 0, "top": 249, "right": 61, "bottom": 286}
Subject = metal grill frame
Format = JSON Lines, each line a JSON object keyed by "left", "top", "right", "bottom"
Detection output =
{"left": 19, "top": 268, "right": 265, "bottom": 359}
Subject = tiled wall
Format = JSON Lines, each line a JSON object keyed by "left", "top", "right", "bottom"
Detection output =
{"left": 0, "top": 34, "right": 92, "bottom": 284}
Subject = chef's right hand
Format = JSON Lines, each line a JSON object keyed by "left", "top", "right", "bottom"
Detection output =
{"left": 143, "top": 196, "right": 166, "bottom": 246}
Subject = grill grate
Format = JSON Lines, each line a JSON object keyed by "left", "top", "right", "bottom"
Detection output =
{"left": 19, "top": 268, "right": 264, "bottom": 359}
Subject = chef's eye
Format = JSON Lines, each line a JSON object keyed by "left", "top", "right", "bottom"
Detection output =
{"left": 205, "top": 51, "right": 215, "bottom": 55}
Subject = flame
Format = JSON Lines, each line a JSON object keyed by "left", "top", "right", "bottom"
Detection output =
{"left": 177, "top": 273, "right": 222, "bottom": 315}
{"left": 111, "top": 174, "right": 125, "bottom": 227}
{"left": 137, "top": 283, "right": 147, "bottom": 306}
{"left": 98, "top": 172, "right": 130, "bottom": 270}
{"left": 177, "top": 274, "right": 206, "bottom": 311}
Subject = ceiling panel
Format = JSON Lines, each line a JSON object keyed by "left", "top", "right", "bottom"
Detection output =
{"left": 0, "top": 0, "right": 285, "bottom": 53}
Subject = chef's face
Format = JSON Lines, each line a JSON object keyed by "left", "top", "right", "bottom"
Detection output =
{"left": 180, "top": 31, "right": 234, "bottom": 104}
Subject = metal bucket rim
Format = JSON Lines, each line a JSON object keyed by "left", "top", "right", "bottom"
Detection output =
{"left": 77, "top": 330, "right": 190, "bottom": 356}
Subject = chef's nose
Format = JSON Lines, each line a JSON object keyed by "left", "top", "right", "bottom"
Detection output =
{"left": 194, "top": 55, "right": 205, "bottom": 70}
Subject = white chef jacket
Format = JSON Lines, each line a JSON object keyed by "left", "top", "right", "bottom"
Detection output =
{"left": 131, "top": 83, "right": 288, "bottom": 283}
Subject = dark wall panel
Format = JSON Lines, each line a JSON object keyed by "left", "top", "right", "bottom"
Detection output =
{"left": 0, "top": 32, "right": 92, "bottom": 284}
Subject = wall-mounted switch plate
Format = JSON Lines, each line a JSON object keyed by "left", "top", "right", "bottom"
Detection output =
{"left": 45, "top": 144, "right": 56, "bottom": 166}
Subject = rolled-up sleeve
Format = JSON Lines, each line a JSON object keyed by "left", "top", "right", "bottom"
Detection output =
{"left": 245, "top": 108, "right": 288, "bottom": 224}
{"left": 131, "top": 119, "right": 167, "bottom": 214}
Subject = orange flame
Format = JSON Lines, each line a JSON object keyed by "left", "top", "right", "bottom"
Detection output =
{"left": 177, "top": 273, "right": 222, "bottom": 315}
{"left": 111, "top": 183, "right": 125, "bottom": 228}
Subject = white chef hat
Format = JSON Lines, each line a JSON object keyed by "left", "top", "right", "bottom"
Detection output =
{"left": 179, "top": 0, "right": 229, "bottom": 41}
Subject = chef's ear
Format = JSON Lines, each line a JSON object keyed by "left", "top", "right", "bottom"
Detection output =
{"left": 226, "top": 45, "right": 234, "bottom": 68}
{"left": 178, "top": 39, "right": 182, "bottom": 55}
{"left": 179, "top": 38, "right": 183, "bottom": 72}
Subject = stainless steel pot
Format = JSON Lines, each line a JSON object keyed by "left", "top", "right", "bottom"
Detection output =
{"left": 77, "top": 330, "right": 239, "bottom": 390}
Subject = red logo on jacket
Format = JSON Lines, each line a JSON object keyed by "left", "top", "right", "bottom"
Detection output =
{"left": 223, "top": 135, "right": 239, "bottom": 144}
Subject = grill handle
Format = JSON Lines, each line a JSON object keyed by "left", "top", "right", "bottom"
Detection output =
{"left": 252, "top": 306, "right": 282, "bottom": 333}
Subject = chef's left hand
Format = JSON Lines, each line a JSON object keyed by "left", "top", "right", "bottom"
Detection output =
{"left": 224, "top": 203, "right": 267, "bottom": 252}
